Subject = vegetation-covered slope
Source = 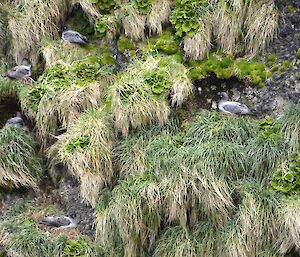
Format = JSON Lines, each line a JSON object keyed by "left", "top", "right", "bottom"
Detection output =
{"left": 0, "top": 0, "right": 299, "bottom": 256}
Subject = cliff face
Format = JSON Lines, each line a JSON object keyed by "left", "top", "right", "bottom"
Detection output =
{"left": 0, "top": 1, "right": 300, "bottom": 257}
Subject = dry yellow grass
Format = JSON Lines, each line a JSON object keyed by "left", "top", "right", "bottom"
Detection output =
{"left": 147, "top": 0, "right": 172, "bottom": 35}
{"left": 48, "top": 107, "right": 115, "bottom": 207}
{"left": 244, "top": 0, "right": 278, "bottom": 57}
{"left": 183, "top": 18, "right": 212, "bottom": 60}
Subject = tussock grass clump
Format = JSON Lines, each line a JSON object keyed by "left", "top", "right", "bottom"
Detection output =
{"left": 185, "top": 111, "right": 257, "bottom": 145}
{"left": 110, "top": 55, "right": 192, "bottom": 135}
{"left": 244, "top": 0, "right": 278, "bottom": 57}
{"left": 23, "top": 57, "right": 113, "bottom": 149}
{"left": 183, "top": 20, "right": 212, "bottom": 60}
{"left": 1, "top": 0, "right": 99, "bottom": 63}
{"left": 213, "top": 0, "right": 244, "bottom": 55}
{"left": 222, "top": 182, "right": 279, "bottom": 257}
{"left": 154, "top": 222, "right": 218, "bottom": 257}
{"left": 0, "top": 127, "right": 42, "bottom": 190}
{"left": 96, "top": 172, "right": 162, "bottom": 257}
{"left": 116, "top": 119, "right": 180, "bottom": 178}
{"left": 248, "top": 116, "right": 289, "bottom": 182}
{"left": 122, "top": 0, "right": 172, "bottom": 41}
{"left": 49, "top": 107, "right": 115, "bottom": 207}
{"left": 42, "top": 40, "right": 115, "bottom": 67}
{"left": 279, "top": 103, "right": 300, "bottom": 151}
{"left": 276, "top": 196, "right": 300, "bottom": 254}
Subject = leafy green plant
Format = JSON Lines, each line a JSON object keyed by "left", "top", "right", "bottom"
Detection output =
{"left": 144, "top": 70, "right": 172, "bottom": 94}
{"left": 271, "top": 150, "right": 300, "bottom": 194}
{"left": 117, "top": 34, "right": 135, "bottom": 54}
{"left": 132, "top": 0, "right": 154, "bottom": 15}
{"left": 170, "top": 0, "right": 209, "bottom": 37}
{"left": 94, "top": 14, "right": 118, "bottom": 39}
{"left": 257, "top": 116, "right": 282, "bottom": 142}
{"left": 65, "top": 136, "right": 91, "bottom": 153}
{"left": 91, "top": 0, "right": 116, "bottom": 14}
{"left": 62, "top": 238, "right": 87, "bottom": 257}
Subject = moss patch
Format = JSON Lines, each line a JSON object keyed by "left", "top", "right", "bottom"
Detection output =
{"left": 117, "top": 34, "right": 135, "bottom": 54}
{"left": 187, "top": 52, "right": 267, "bottom": 87}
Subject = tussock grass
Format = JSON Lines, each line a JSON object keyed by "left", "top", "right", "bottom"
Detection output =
{"left": 213, "top": 0, "right": 244, "bottom": 55}
{"left": 248, "top": 136, "right": 289, "bottom": 183}
{"left": 4, "top": 0, "right": 61, "bottom": 64}
{"left": 42, "top": 40, "right": 103, "bottom": 67}
{"left": 183, "top": 20, "right": 212, "bottom": 60}
{"left": 121, "top": 0, "right": 171, "bottom": 41}
{"left": 122, "top": 4, "right": 146, "bottom": 41}
{"left": 222, "top": 182, "right": 279, "bottom": 257}
{"left": 154, "top": 222, "right": 218, "bottom": 257}
{"left": 110, "top": 55, "right": 191, "bottom": 135}
{"left": 276, "top": 196, "right": 300, "bottom": 254}
{"left": 1, "top": 0, "right": 99, "bottom": 63}
{"left": 36, "top": 81, "right": 105, "bottom": 148}
{"left": 96, "top": 173, "right": 162, "bottom": 257}
{"left": 116, "top": 119, "right": 180, "bottom": 178}
{"left": 28, "top": 58, "right": 113, "bottom": 149}
{"left": 185, "top": 111, "right": 257, "bottom": 146}
{"left": 48, "top": 107, "right": 115, "bottom": 207}
{"left": 0, "top": 127, "right": 42, "bottom": 190}
{"left": 279, "top": 103, "right": 300, "bottom": 151}
{"left": 147, "top": 0, "right": 172, "bottom": 35}
{"left": 244, "top": 0, "right": 278, "bottom": 57}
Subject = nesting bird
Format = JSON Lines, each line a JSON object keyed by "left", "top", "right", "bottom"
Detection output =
{"left": 61, "top": 25, "right": 88, "bottom": 45}
{"left": 6, "top": 58, "right": 32, "bottom": 80}
{"left": 217, "top": 92, "right": 250, "bottom": 115}
{"left": 4, "top": 112, "right": 25, "bottom": 128}
{"left": 40, "top": 213, "right": 77, "bottom": 228}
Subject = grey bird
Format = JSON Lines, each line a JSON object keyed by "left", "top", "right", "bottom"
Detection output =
{"left": 61, "top": 25, "right": 88, "bottom": 44}
{"left": 40, "top": 213, "right": 77, "bottom": 228}
{"left": 217, "top": 92, "right": 250, "bottom": 115}
{"left": 5, "top": 112, "right": 25, "bottom": 128}
{"left": 6, "top": 59, "right": 32, "bottom": 80}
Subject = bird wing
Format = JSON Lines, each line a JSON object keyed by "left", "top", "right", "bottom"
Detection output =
{"left": 16, "top": 66, "right": 31, "bottom": 75}
{"left": 221, "top": 102, "right": 249, "bottom": 114}
{"left": 41, "top": 216, "right": 71, "bottom": 227}
{"left": 63, "top": 30, "right": 87, "bottom": 43}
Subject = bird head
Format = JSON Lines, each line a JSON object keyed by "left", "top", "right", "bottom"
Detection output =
{"left": 60, "top": 24, "right": 70, "bottom": 33}
{"left": 217, "top": 92, "right": 229, "bottom": 101}
{"left": 68, "top": 212, "right": 77, "bottom": 219}
{"left": 21, "top": 58, "right": 31, "bottom": 67}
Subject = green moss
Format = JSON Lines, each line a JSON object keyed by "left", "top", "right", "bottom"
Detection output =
{"left": 62, "top": 238, "right": 88, "bottom": 257}
{"left": 271, "top": 149, "right": 300, "bottom": 194}
{"left": 186, "top": 52, "right": 267, "bottom": 86}
{"left": 151, "top": 31, "right": 180, "bottom": 55}
{"left": 235, "top": 59, "right": 266, "bottom": 87}
{"left": 117, "top": 34, "right": 135, "bottom": 54}
{"left": 278, "top": 60, "right": 293, "bottom": 73}
{"left": 267, "top": 53, "right": 277, "bottom": 67}
{"left": 65, "top": 136, "right": 91, "bottom": 153}
{"left": 296, "top": 48, "right": 300, "bottom": 60}
{"left": 287, "top": 4, "right": 295, "bottom": 13}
